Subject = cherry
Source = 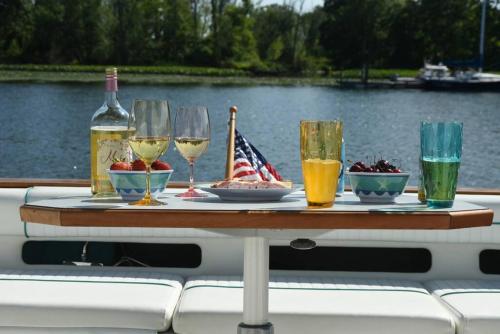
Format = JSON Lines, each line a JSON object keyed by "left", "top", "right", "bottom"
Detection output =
{"left": 349, "top": 165, "right": 363, "bottom": 172}
{"left": 354, "top": 161, "right": 366, "bottom": 169}
{"left": 350, "top": 158, "right": 403, "bottom": 173}
{"left": 376, "top": 160, "right": 390, "bottom": 170}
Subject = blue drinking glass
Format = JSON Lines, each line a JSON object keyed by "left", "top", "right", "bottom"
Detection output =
{"left": 420, "top": 122, "right": 463, "bottom": 208}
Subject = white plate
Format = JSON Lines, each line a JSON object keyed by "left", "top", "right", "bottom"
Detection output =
{"left": 200, "top": 187, "right": 294, "bottom": 202}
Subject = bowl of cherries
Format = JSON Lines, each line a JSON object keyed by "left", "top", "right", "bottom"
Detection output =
{"left": 347, "top": 159, "right": 409, "bottom": 203}
{"left": 108, "top": 159, "right": 173, "bottom": 202}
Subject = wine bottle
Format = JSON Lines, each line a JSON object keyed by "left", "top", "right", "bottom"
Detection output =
{"left": 90, "top": 68, "right": 132, "bottom": 196}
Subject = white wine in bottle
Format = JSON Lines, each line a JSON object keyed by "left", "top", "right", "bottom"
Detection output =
{"left": 90, "top": 68, "right": 132, "bottom": 196}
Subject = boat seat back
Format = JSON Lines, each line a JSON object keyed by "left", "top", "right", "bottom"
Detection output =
{"left": 0, "top": 268, "right": 183, "bottom": 332}
{"left": 426, "top": 279, "right": 500, "bottom": 334}
{"left": 173, "top": 275, "right": 455, "bottom": 334}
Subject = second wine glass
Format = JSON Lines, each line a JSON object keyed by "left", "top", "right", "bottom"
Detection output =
{"left": 174, "top": 106, "right": 210, "bottom": 198}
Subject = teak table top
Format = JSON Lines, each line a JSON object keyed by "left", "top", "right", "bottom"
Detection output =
{"left": 19, "top": 189, "right": 494, "bottom": 230}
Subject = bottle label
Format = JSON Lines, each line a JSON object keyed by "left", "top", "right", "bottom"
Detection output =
{"left": 97, "top": 139, "right": 132, "bottom": 175}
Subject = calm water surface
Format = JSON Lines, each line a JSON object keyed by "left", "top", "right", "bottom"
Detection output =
{"left": 0, "top": 83, "right": 499, "bottom": 188}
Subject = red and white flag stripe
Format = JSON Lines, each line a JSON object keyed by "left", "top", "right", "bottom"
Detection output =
{"left": 233, "top": 159, "right": 261, "bottom": 180}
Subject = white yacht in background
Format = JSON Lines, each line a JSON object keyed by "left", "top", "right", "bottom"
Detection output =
{"left": 420, "top": 0, "right": 500, "bottom": 91}
{"left": 419, "top": 62, "right": 500, "bottom": 90}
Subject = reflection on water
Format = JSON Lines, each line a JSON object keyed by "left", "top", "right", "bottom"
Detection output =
{"left": 0, "top": 83, "right": 499, "bottom": 188}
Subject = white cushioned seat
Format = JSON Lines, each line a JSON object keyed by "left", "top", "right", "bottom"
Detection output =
{"left": 426, "top": 280, "right": 500, "bottom": 334}
{"left": 0, "top": 268, "right": 183, "bottom": 332}
{"left": 173, "top": 276, "right": 454, "bottom": 334}
{"left": 0, "top": 327, "right": 156, "bottom": 334}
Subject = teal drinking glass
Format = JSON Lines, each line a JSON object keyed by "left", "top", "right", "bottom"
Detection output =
{"left": 420, "top": 122, "right": 463, "bottom": 208}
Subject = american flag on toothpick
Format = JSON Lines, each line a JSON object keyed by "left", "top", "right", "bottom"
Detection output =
{"left": 233, "top": 129, "right": 283, "bottom": 181}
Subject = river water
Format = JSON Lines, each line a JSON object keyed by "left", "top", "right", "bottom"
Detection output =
{"left": 0, "top": 82, "right": 499, "bottom": 188}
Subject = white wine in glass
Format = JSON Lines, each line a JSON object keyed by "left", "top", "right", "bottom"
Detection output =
{"left": 174, "top": 106, "right": 210, "bottom": 198}
{"left": 175, "top": 137, "right": 210, "bottom": 161}
{"left": 129, "top": 136, "right": 170, "bottom": 165}
{"left": 128, "top": 99, "right": 171, "bottom": 206}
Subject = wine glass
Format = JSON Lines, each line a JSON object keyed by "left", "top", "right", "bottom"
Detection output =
{"left": 128, "top": 99, "right": 171, "bottom": 206}
{"left": 174, "top": 106, "right": 210, "bottom": 197}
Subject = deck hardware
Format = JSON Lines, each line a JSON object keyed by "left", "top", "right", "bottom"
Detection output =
{"left": 62, "top": 241, "right": 103, "bottom": 266}
{"left": 238, "top": 322, "right": 273, "bottom": 334}
{"left": 290, "top": 238, "right": 317, "bottom": 250}
{"left": 63, "top": 261, "right": 103, "bottom": 266}
{"left": 113, "top": 256, "right": 150, "bottom": 267}
{"left": 81, "top": 241, "right": 88, "bottom": 262}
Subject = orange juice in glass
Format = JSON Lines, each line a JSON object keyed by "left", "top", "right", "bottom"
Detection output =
{"left": 300, "top": 120, "right": 343, "bottom": 208}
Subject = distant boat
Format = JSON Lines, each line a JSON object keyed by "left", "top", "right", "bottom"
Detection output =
{"left": 420, "top": 1, "right": 500, "bottom": 91}
{"left": 419, "top": 63, "right": 500, "bottom": 91}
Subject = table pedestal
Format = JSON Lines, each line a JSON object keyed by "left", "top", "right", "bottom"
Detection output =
{"left": 238, "top": 237, "right": 274, "bottom": 334}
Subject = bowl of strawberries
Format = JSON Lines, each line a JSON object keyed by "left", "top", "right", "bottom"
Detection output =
{"left": 347, "top": 159, "right": 409, "bottom": 204}
{"left": 108, "top": 159, "right": 173, "bottom": 202}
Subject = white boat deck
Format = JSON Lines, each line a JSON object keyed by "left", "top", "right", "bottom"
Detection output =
{"left": 1, "top": 185, "right": 500, "bottom": 333}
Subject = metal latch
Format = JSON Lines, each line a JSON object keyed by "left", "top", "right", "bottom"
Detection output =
{"left": 290, "top": 238, "right": 317, "bottom": 250}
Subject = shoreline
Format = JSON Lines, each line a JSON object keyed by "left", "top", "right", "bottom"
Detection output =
{"left": 0, "top": 65, "right": 422, "bottom": 88}
{"left": 0, "top": 70, "right": 338, "bottom": 86}
{"left": 0, "top": 70, "right": 422, "bottom": 88}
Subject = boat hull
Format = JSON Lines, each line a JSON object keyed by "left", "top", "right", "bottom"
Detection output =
{"left": 421, "top": 79, "right": 500, "bottom": 91}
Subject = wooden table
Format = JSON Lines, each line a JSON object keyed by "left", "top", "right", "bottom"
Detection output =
{"left": 20, "top": 189, "right": 494, "bottom": 334}
{"left": 20, "top": 191, "right": 492, "bottom": 230}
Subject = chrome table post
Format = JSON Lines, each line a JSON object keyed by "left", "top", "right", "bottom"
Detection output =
{"left": 238, "top": 236, "right": 274, "bottom": 334}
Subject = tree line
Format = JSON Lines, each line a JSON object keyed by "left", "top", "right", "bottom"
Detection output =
{"left": 1, "top": 0, "right": 500, "bottom": 74}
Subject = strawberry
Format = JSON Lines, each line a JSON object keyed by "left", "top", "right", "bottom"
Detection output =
{"left": 110, "top": 161, "right": 131, "bottom": 171}
{"left": 131, "top": 159, "right": 147, "bottom": 171}
{"left": 151, "top": 160, "right": 171, "bottom": 170}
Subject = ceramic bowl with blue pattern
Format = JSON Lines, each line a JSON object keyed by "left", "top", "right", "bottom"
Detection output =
{"left": 347, "top": 172, "right": 410, "bottom": 203}
{"left": 108, "top": 169, "right": 173, "bottom": 202}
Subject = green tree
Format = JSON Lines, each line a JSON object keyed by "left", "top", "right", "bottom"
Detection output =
{"left": 60, "top": 0, "right": 112, "bottom": 64}
{"left": 162, "top": 0, "right": 195, "bottom": 62}
{"left": 302, "top": 7, "right": 326, "bottom": 59}
{"left": 28, "top": 0, "right": 65, "bottom": 63}
{"left": 209, "top": 0, "right": 231, "bottom": 64}
{"left": 321, "top": 0, "right": 396, "bottom": 82}
{"left": 0, "top": 0, "right": 33, "bottom": 62}
{"left": 416, "top": 0, "right": 478, "bottom": 64}
{"left": 140, "top": 0, "right": 169, "bottom": 63}
{"left": 188, "top": 0, "right": 213, "bottom": 64}
{"left": 485, "top": 0, "right": 500, "bottom": 69}
{"left": 111, "top": 0, "right": 147, "bottom": 64}
{"left": 254, "top": 4, "right": 296, "bottom": 70}
{"left": 385, "top": 0, "right": 422, "bottom": 68}
{"left": 217, "top": 0, "right": 260, "bottom": 67}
